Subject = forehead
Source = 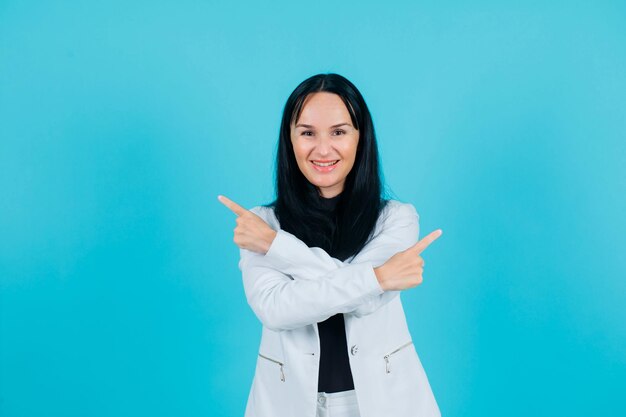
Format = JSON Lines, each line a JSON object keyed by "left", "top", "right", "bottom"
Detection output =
{"left": 295, "top": 92, "right": 351, "bottom": 125}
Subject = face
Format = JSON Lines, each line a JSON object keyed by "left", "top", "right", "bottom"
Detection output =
{"left": 290, "top": 92, "right": 359, "bottom": 198}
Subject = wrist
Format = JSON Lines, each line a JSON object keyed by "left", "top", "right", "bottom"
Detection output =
{"left": 374, "top": 266, "right": 388, "bottom": 291}
{"left": 264, "top": 230, "right": 278, "bottom": 254}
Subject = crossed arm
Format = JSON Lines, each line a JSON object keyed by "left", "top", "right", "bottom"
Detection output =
{"left": 238, "top": 202, "right": 420, "bottom": 331}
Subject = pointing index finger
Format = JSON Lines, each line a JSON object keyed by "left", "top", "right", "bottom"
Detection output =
{"left": 217, "top": 195, "right": 248, "bottom": 216}
{"left": 412, "top": 229, "right": 443, "bottom": 254}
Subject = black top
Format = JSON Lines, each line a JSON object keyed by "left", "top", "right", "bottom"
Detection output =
{"left": 316, "top": 193, "right": 355, "bottom": 393}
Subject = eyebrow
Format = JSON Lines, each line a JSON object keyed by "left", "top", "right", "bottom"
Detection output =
{"left": 295, "top": 123, "right": 351, "bottom": 129}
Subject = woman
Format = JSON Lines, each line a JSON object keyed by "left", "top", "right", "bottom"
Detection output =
{"left": 218, "top": 73, "right": 442, "bottom": 417}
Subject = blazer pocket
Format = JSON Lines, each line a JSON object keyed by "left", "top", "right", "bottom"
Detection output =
{"left": 258, "top": 353, "right": 285, "bottom": 382}
{"left": 383, "top": 340, "right": 413, "bottom": 374}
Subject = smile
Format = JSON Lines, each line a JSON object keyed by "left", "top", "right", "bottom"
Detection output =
{"left": 311, "top": 160, "right": 339, "bottom": 172}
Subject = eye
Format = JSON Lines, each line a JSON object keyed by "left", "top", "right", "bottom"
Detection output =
{"left": 301, "top": 131, "right": 314, "bottom": 136}
{"left": 333, "top": 129, "right": 346, "bottom": 136}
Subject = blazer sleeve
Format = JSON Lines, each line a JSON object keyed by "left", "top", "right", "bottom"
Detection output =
{"left": 239, "top": 248, "right": 384, "bottom": 331}
{"left": 245, "top": 202, "right": 420, "bottom": 319}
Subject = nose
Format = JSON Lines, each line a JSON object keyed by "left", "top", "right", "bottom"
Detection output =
{"left": 314, "top": 134, "right": 334, "bottom": 156}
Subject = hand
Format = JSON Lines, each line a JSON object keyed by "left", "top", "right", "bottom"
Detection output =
{"left": 374, "top": 229, "right": 443, "bottom": 291}
{"left": 217, "top": 195, "right": 277, "bottom": 254}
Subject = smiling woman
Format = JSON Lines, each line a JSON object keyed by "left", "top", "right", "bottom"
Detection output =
{"left": 290, "top": 92, "right": 360, "bottom": 198}
{"left": 218, "top": 73, "right": 442, "bottom": 417}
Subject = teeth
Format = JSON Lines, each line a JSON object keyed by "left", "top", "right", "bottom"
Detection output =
{"left": 312, "top": 160, "right": 338, "bottom": 167}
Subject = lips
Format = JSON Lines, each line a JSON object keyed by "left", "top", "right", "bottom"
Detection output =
{"left": 310, "top": 160, "right": 339, "bottom": 172}
{"left": 311, "top": 160, "right": 339, "bottom": 167}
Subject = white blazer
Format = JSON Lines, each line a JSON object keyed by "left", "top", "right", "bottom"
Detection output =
{"left": 239, "top": 200, "right": 440, "bottom": 417}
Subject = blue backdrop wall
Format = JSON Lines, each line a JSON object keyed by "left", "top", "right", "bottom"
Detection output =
{"left": 1, "top": 1, "right": 625, "bottom": 416}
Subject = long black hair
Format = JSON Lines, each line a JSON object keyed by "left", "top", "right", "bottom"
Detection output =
{"left": 266, "top": 73, "right": 391, "bottom": 261}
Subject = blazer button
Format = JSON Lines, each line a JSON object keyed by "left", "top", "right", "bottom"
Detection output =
{"left": 350, "top": 345, "right": 359, "bottom": 356}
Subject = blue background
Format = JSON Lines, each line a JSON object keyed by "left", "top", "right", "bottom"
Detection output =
{"left": 1, "top": 1, "right": 625, "bottom": 416}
